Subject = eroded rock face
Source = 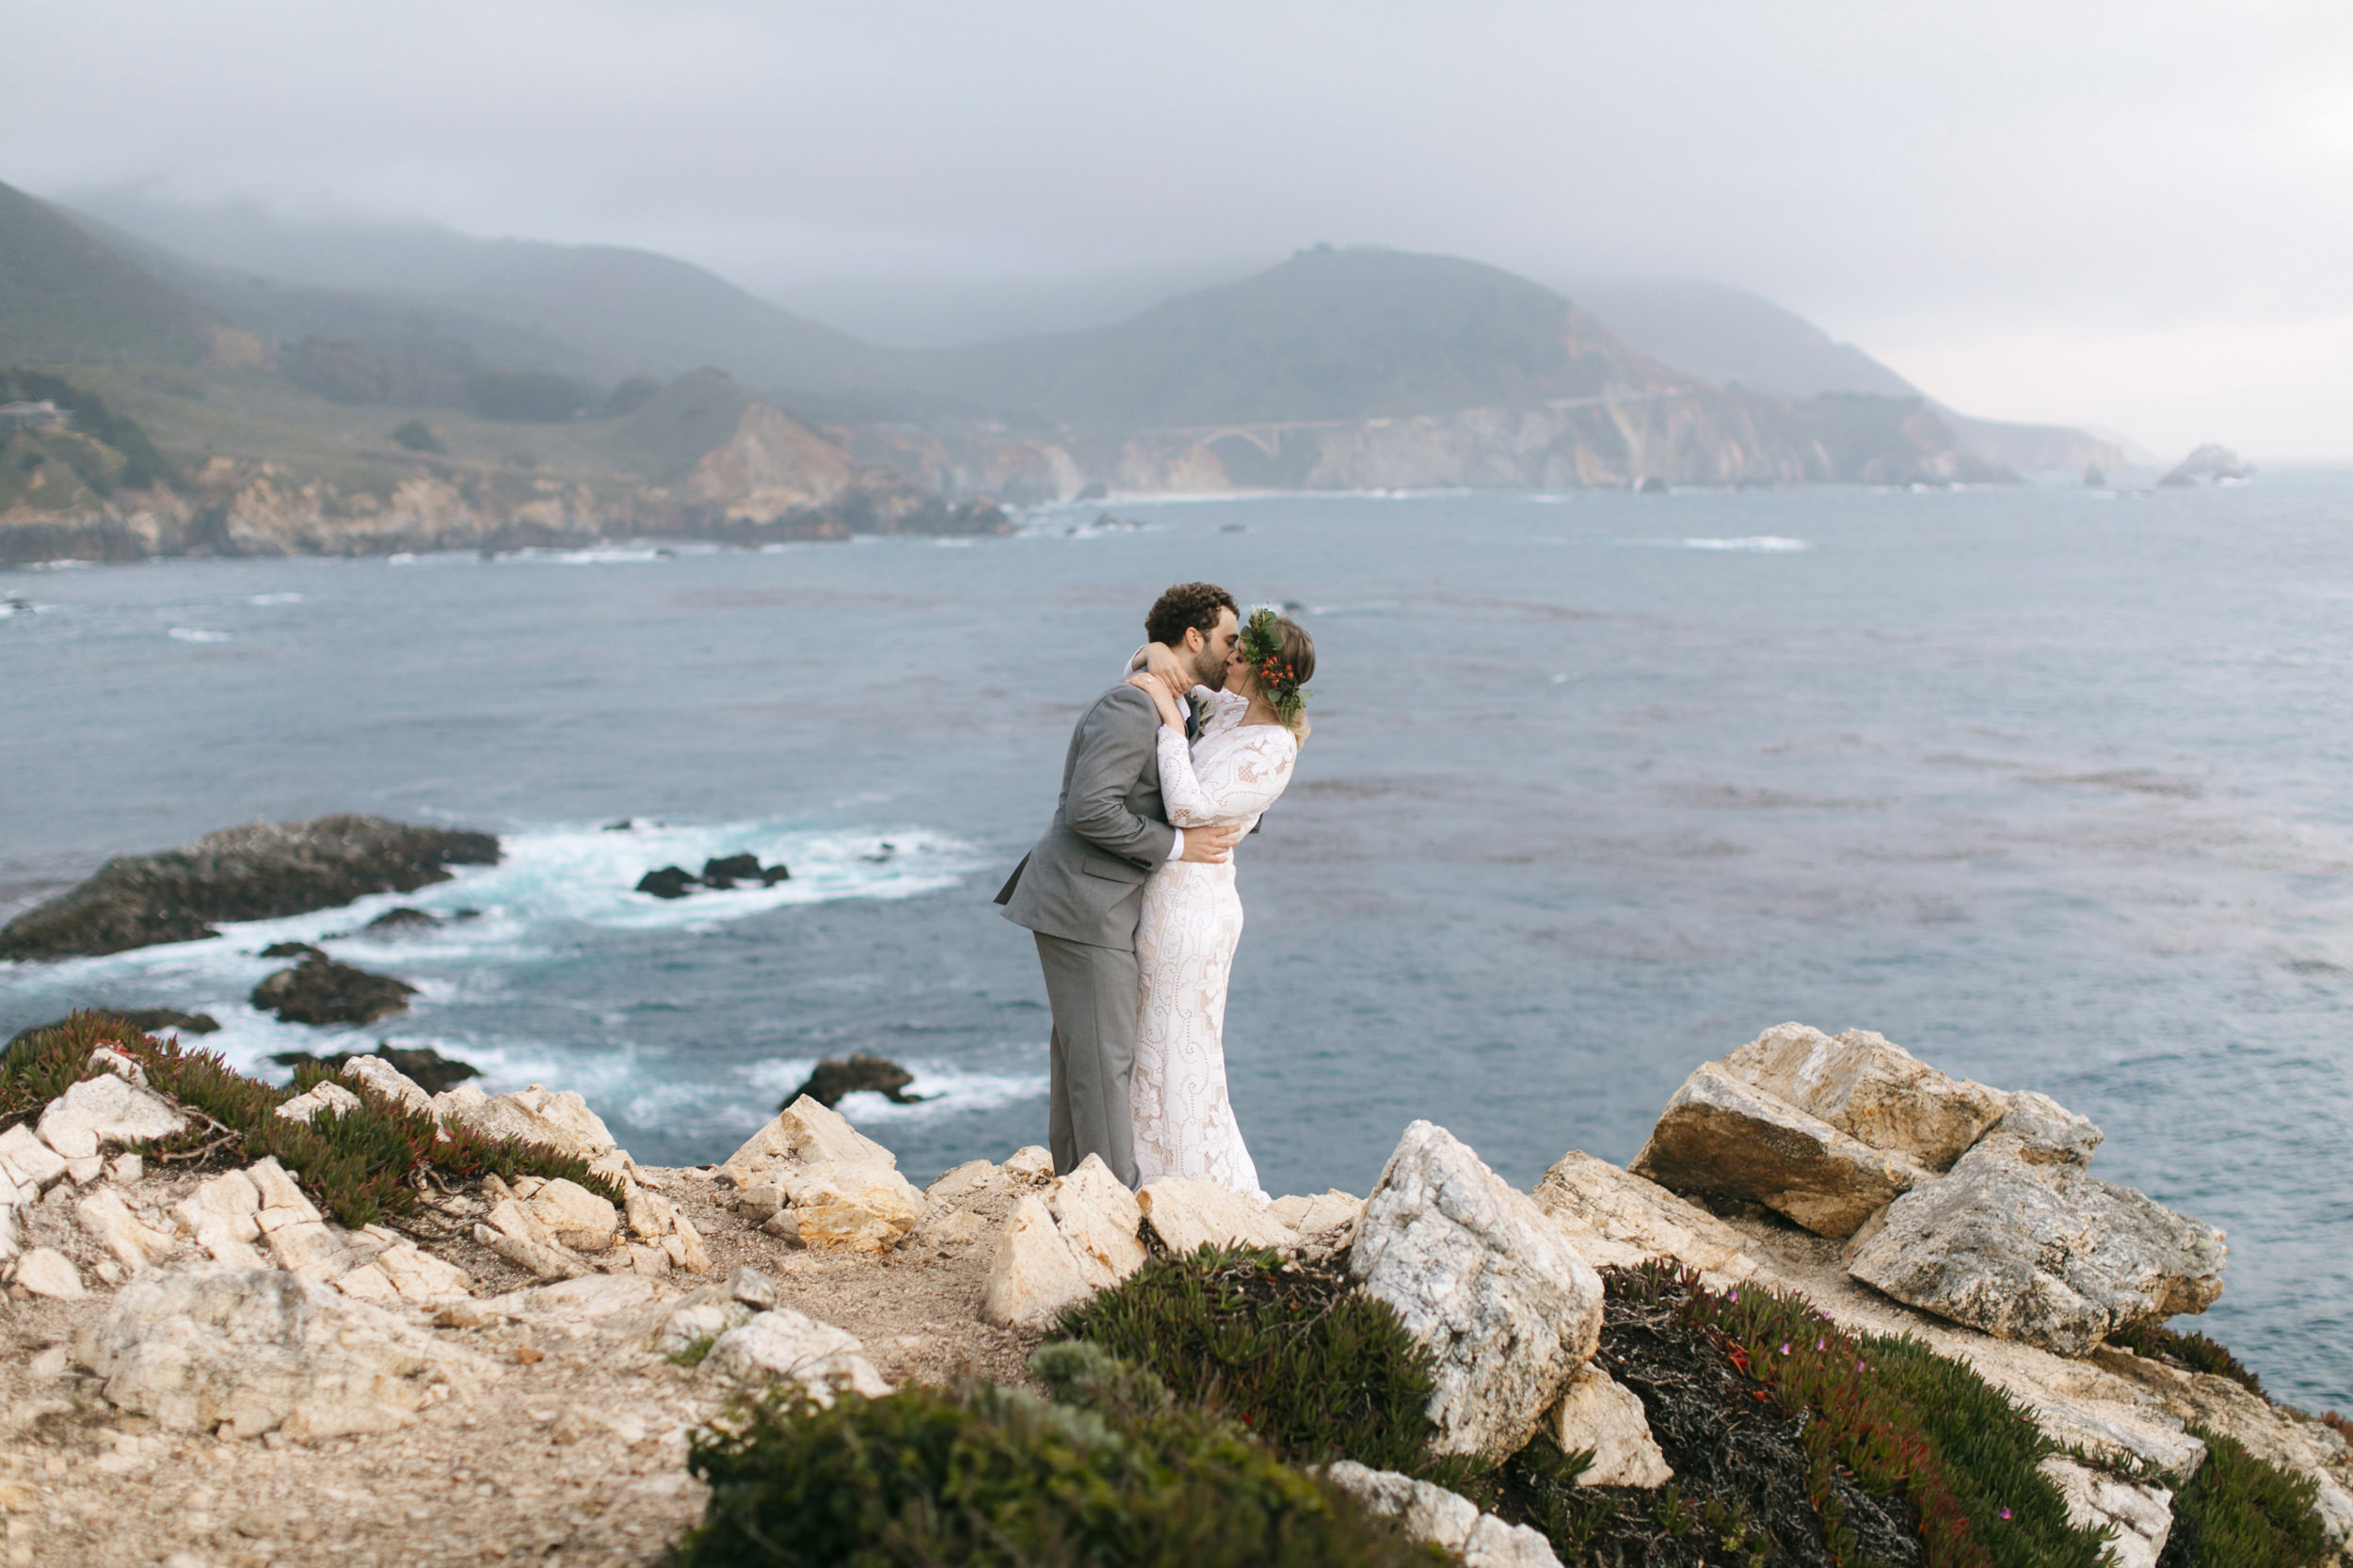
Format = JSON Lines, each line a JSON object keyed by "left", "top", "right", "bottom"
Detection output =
{"left": 1349, "top": 1121, "right": 1604, "bottom": 1461}
{"left": 726, "top": 1096, "right": 897, "bottom": 1172}
{"left": 1630, "top": 1065, "right": 1920, "bottom": 1238}
{"left": 1044, "top": 1156, "right": 1146, "bottom": 1289}
{"left": 82, "top": 1263, "right": 498, "bottom": 1440}
{"left": 981, "top": 1194, "right": 1093, "bottom": 1329}
{"left": 0, "top": 814, "right": 500, "bottom": 959}
{"left": 2038, "top": 1458, "right": 2172, "bottom": 1568}
{"left": 1532, "top": 1151, "right": 1754, "bottom": 1282}
{"left": 1721, "top": 1023, "right": 2007, "bottom": 1173}
{"left": 1136, "top": 1177, "right": 1295, "bottom": 1256}
{"left": 37, "top": 1072, "right": 188, "bottom": 1160}
{"left": 1549, "top": 1366, "right": 1673, "bottom": 1488}
{"left": 1323, "top": 1461, "right": 1562, "bottom": 1568}
{"left": 1846, "top": 1130, "right": 2227, "bottom": 1356}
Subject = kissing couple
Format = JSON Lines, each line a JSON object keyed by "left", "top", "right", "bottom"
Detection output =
{"left": 996, "top": 582, "right": 1316, "bottom": 1201}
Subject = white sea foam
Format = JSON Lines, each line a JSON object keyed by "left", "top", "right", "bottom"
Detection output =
{"left": 248, "top": 592, "right": 305, "bottom": 605}
{"left": 168, "top": 627, "right": 232, "bottom": 643}
{"left": 1678, "top": 536, "right": 1813, "bottom": 552}
{"left": 491, "top": 544, "right": 696, "bottom": 566}
{"left": 741, "top": 1055, "right": 1050, "bottom": 1127}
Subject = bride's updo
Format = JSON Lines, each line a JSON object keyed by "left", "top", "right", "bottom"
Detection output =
{"left": 1238, "top": 608, "right": 1315, "bottom": 734}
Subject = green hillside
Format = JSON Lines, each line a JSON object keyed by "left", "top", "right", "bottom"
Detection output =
{"left": 0, "top": 182, "right": 209, "bottom": 366}
{"left": 915, "top": 245, "right": 1677, "bottom": 428}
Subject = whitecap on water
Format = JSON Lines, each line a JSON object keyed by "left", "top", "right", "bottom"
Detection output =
{"left": 168, "top": 627, "right": 232, "bottom": 643}
{"left": 1678, "top": 536, "right": 1813, "bottom": 552}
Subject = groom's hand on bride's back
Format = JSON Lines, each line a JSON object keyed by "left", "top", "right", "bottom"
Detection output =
{"left": 1179, "top": 823, "right": 1244, "bottom": 863}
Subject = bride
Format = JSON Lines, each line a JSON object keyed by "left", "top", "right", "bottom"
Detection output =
{"left": 1124, "top": 607, "right": 1315, "bottom": 1199}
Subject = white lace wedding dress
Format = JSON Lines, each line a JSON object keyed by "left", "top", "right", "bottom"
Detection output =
{"left": 1130, "top": 685, "right": 1299, "bottom": 1198}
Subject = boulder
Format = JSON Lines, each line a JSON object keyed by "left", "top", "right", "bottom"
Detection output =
{"left": 1532, "top": 1151, "right": 1755, "bottom": 1282}
{"left": 81, "top": 1263, "right": 500, "bottom": 1440}
{"left": 635, "top": 866, "right": 696, "bottom": 899}
{"left": 1269, "top": 1190, "right": 1364, "bottom": 1245}
{"left": 705, "top": 1308, "right": 892, "bottom": 1403}
{"left": 1846, "top": 1130, "right": 2227, "bottom": 1356}
{"left": 1136, "top": 1177, "right": 1296, "bottom": 1256}
{"left": 444, "top": 1084, "right": 619, "bottom": 1164}
{"left": 276, "top": 1080, "right": 364, "bottom": 1125}
{"left": 784, "top": 1054, "right": 928, "bottom": 1110}
{"left": 36, "top": 1072, "right": 188, "bottom": 1160}
{"left": 473, "top": 1198, "right": 592, "bottom": 1280}
{"left": 1548, "top": 1366, "right": 1673, "bottom": 1487}
{"left": 1323, "top": 1461, "right": 1562, "bottom": 1568}
{"left": 1997, "top": 1091, "right": 2104, "bottom": 1165}
{"left": 77, "top": 1188, "right": 179, "bottom": 1269}
{"left": 250, "top": 955, "right": 417, "bottom": 1026}
{"left": 340, "top": 1055, "right": 435, "bottom": 1117}
{"left": 657, "top": 1299, "right": 757, "bottom": 1356}
{"left": 2038, "top": 1458, "right": 2172, "bottom": 1568}
{"left": 1721, "top": 1023, "right": 2008, "bottom": 1172}
{"left": 1629, "top": 1065, "right": 1921, "bottom": 1238}
{"left": 1044, "top": 1155, "right": 1147, "bottom": 1288}
{"left": 0, "top": 1123, "right": 68, "bottom": 1190}
{"left": 273, "top": 1045, "right": 481, "bottom": 1096}
{"left": 924, "top": 1159, "right": 1009, "bottom": 1208}
{"left": 526, "top": 1177, "right": 618, "bottom": 1251}
{"left": 1001, "top": 1144, "right": 1055, "bottom": 1183}
{"left": 504, "top": 1085, "right": 619, "bottom": 1158}
{"left": 14, "top": 1246, "right": 86, "bottom": 1300}
{"left": 174, "top": 1169, "right": 267, "bottom": 1268}
{"left": 372, "top": 1241, "right": 472, "bottom": 1302}
{"left": 0, "top": 814, "right": 500, "bottom": 960}
{"left": 982, "top": 1193, "right": 1094, "bottom": 1329}
{"left": 727, "top": 1095, "right": 897, "bottom": 1172}
{"left": 1349, "top": 1121, "right": 1605, "bottom": 1461}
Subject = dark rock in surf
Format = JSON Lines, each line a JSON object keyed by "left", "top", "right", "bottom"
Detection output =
{"left": 360, "top": 906, "right": 440, "bottom": 933}
{"left": 251, "top": 955, "right": 417, "bottom": 1027}
{"left": 635, "top": 866, "right": 697, "bottom": 900}
{"left": 268, "top": 1043, "right": 480, "bottom": 1096}
{"left": 7, "top": 1008, "right": 220, "bottom": 1053}
{"left": 703, "top": 854, "right": 761, "bottom": 884}
{"left": 784, "top": 1053, "right": 931, "bottom": 1111}
{"left": 760, "top": 863, "right": 791, "bottom": 885}
{"left": 260, "top": 941, "right": 328, "bottom": 961}
{"left": 0, "top": 814, "right": 500, "bottom": 960}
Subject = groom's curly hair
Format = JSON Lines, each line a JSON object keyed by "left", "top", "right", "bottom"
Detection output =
{"left": 1144, "top": 582, "right": 1238, "bottom": 647}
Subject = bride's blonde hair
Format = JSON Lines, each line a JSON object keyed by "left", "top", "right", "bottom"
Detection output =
{"left": 1239, "top": 609, "right": 1315, "bottom": 738}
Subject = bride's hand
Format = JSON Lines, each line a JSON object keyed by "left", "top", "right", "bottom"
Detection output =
{"left": 1125, "top": 670, "right": 1188, "bottom": 730}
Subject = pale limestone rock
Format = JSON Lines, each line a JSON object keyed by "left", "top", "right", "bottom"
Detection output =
{"left": 526, "top": 1177, "right": 618, "bottom": 1252}
{"left": 588, "top": 1146, "right": 637, "bottom": 1192}
{"left": 1137, "top": 1176, "right": 1296, "bottom": 1256}
{"left": 506, "top": 1084, "right": 619, "bottom": 1155}
{"left": 2038, "top": 1458, "right": 2171, "bottom": 1568}
{"left": 1532, "top": 1151, "right": 1756, "bottom": 1282}
{"left": 728, "top": 1266, "right": 777, "bottom": 1308}
{"left": 726, "top": 1095, "right": 896, "bottom": 1172}
{"left": 1631, "top": 1065, "right": 1921, "bottom": 1238}
{"left": 1550, "top": 1366, "right": 1673, "bottom": 1487}
{"left": 919, "top": 1208, "right": 989, "bottom": 1246}
{"left": 85, "top": 1045, "right": 147, "bottom": 1085}
{"left": 778, "top": 1162, "right": 924, "bottom": 1224}
{"left": 1846, "top": 1129, "right": 2227, "bottom": 1356}
{"left": 65, "top": 1154, "right": 103, "bottom": 1185}
{"left": 77, "top": 1188, "right": 178, "bottom": 1269}
{"left": 620, "top": 1242, "right": 672, "bottom": 1275}
{"left": 1270, "top": 1190, "right": 1364, "bottom": 1243}
{"left": 0, "top": 1123, "right": 69, "bottom": 1189}
{"left": 339, "top": 1055, "right": 434, "bottom": 1117}
{"left": 374, "top": 1242, "right": 472, "bottom": 1302}
{"left": 267, "top": 1220, "right": 358, "bottom": 1282}
{"left": 473, "top": 1198, "right": 590, "bottom": 1280}
{"left": 982, "top": 1193, "right": 1093, "bottom": 1328}
{"left": 0, "top": 1198, "right": 17, "bottom": 1264}
{"left": 1001, "top": 1144, "right": 1055, "bottom": 1183}
{"left": 656, "top": 1300, "right": 755, "bottom": 1355}
{"left": 245, "top": 1157, "right": 318, "bottom": 1221}
{"left": 925, "top": 1159, "right": 1008, "bottom": 1207}
{"left": 1323, "top": 1461, "right": 1562, "bottom": 1568}
{"left": 665, "top": 1212, "right": 712, "bottom": 1273}
{"left": 1998, "top": 1091, "right": 2105, "bottom": 1166}
{"left": 799, "top": 1205, "right": 909, "bottom": 1253}
{"left": 38, "top": 1072, "right": 188, "bottom": 1160}
{"left": 275, "top": 1080, "right": 364, "bottom": 1125}
{"left": 1350, "top": 1121, "right": 1605, "bottom": 1462}
{"left": 1044, "top": 1155, "right": 1146, "bottom": 1288}
{"left": 706, "top": 1308, "right": 892, "bottom": 1403}
{"left": 431, "top": 1082, "right": 487, "bottom": 1120}
{"left": 332, "top": 1262, "right": 400, "bottom": 1304}
{"left": 499, "top": 1273, "right": 660, "bottom": 1321}
{"left": 173, "top": 1171, "right": 267, "bottom": 1269}
{"left": 14, "top": 1246, "right": 85, "bottom": 1300}
{"left": 107, "top": 1153, "right": 144, "bottom": 1186}
{"left": 83, "top": 1263, "right": 500, "bottom": 1440}
{"left": 1722, "top": 1023, "right": 2007, "bottom": 1172}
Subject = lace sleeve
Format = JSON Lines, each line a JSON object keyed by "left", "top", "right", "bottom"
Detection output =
{"left": 1194, "top": 686, "right": 1249, "bottom": 737}
{"left": 1155, "top": 726, "right": 1297, "bottom": 826}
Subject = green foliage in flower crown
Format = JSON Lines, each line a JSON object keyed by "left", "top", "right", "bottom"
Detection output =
{"left": 1238, "top": 606, "right": 1309, "bottom": 730}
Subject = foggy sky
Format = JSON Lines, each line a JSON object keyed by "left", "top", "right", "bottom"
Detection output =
{"left": 7, "top": 1, "right": 2352, "bottom": 456}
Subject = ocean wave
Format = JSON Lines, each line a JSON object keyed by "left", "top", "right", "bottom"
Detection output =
{"left": 743, "top": 1056, "right": 1050, "bottom": 1125}
{"left": 1678, "top": 536, "right": 1813, "bottom": 552}
{"left": 248, "top": 592, "right": 305, "bottom": 605}
{"left": 168, "top": 627, "right": 232, "bottom": 643}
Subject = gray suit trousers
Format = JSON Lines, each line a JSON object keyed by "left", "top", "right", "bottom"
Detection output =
{"left": 1033, "top": 931, "right": 1139, "bottom": 1187}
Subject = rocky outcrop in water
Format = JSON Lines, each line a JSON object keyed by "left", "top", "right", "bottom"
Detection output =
{"left": 0, "top": 815, "right": 500, "bottom": 959}
{"left": 2158, "top": 444, "right": 2254, "bottom": 487}
{"left": 267, "top": 1044, "right": 481, "bottom": 1096}
{"left": 251, "top": 955, "right": 418, "bottom": 1027}
{"left": 784, "top": 1054, "right": 925, "bottom": 1110}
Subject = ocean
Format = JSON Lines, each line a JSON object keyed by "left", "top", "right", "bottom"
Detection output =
{"left": 4, "top": 477, "right": 2349, "bottom": 1407}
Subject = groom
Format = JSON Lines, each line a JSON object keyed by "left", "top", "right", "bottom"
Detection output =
{"left": 996, "top": 582, "right": 1245, "bottom": 1186}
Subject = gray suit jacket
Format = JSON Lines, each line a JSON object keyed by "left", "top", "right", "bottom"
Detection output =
{"left": 996, "top": 682, "right": 1179, "bottom": 948}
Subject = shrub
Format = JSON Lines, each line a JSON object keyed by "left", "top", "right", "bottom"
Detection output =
{"left": 465, "top": 369, "right": 598, "bottom": 422}
{"left": 2159, "top": 1425, "right": 2329, "bottom": 1568}
{"left": 1055, "top": 1245, "right": 1486, "bottom": 1495}
{"left": 2107, "top": 1322, "right": 2266, "bottom": 1400}
{"left": 676, "top": 1369, "right": 1447, "bottom": 1568}
{"left": 1, "top": 1012, "right": 618, "bottom": 1228}
{"left": 389, "top": 418, "right": 444, "bottom": 454}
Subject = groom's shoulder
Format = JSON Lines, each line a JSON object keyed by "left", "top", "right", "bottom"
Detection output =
{"left": 1082, "top": 680, "right": 1157, "bottom": 721}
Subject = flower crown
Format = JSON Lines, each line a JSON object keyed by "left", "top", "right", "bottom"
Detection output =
{"left": 1238, "top": 606, "right": 1308, "bottom": 730}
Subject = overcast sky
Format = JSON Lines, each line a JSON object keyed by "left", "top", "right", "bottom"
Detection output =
{"left": 7, "top": 1, "right": 2351, "bottom": 456}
